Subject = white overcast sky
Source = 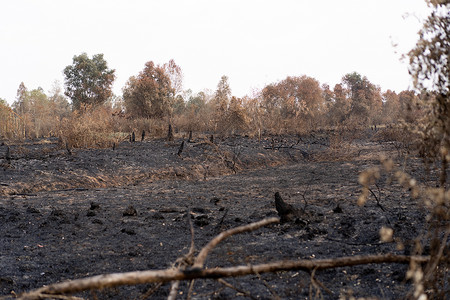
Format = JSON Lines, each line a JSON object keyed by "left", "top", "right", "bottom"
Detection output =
{"left": 1, "top": 0, "right": 430, "bottom": 105}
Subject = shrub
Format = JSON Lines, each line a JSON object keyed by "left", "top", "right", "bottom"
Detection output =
{"left": 58, "top": 105, "right": 120, "bottom": 148}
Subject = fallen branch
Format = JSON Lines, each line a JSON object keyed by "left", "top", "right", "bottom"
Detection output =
{"left": 193, "top": 217, "right": 279, "bottom": 268}
{"left": 14, "top": 254, "right": 429, "bottom": 299}
{"left": 217, "top": 279, "right": 257, "bottom": 300}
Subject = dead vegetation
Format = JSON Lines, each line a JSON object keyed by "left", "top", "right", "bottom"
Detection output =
{"left": 1, "top": 2, "right": 448, "bottom": 297}
{"left": 1, "top": 96, "right": 448, "bottom": 300}
{"left": 0, "top": 128, "right": 448, "bottom": 299}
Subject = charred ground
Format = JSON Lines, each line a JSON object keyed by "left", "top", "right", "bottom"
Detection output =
{"left": 0, "top": 131, "right": 441, "bottom": 299}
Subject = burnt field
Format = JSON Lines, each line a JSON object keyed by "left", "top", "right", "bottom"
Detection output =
{"left": 0, "top": 131, "right": 444, "bottom": 299}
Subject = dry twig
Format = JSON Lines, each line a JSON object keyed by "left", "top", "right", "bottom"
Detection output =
{"left": 193, "top": 217, "right": 279, "bottom": 268}
{"left": 217, "top": 278, "right": 257, "bottom": 300}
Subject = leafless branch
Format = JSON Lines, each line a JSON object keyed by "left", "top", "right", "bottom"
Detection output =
{"left": 254, "top": 271, "right": 281, "bottom": 300}
{"left": 423, "top": 225, "right": 450, "bottom": 283}
{"left": 217, "top": 278, "right": 257, "bottom": 300}
{"left": 140, "top": 283, "right": 162, "bottom": 300}
{"left": 167, "top": 280, "right": 180, "bottom": 300}
{"left": 193, "top": 217, "right": 279, "bottom": 268}
{"left": 186, "top": 280, "right": 195, "bottom": 300}
{"left": 14, "top": 254, "right": 430, "bottom": 299}
{"left": 168, "top": 209, "right": 197, "bottom": 300}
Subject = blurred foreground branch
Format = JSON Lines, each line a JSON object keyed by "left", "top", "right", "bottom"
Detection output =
{"left": 14, "top": 254, "right": 429, "bottom": 299}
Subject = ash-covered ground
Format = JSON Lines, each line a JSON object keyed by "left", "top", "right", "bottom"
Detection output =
{"left": 0, "top": 132, "right": 438, "bottom": 299}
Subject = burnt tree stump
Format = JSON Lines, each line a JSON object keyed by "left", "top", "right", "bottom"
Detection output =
{"left": 274, "top": 192, "right": 301, "bottom": 223}
{"left": 177, "top": 140, "right": 185, "bottom": 156}
{"left": 5, "top": 145, "right": 11, "bottom": 162}
{"left": 65, "top": 142, "right": 72, "bottom": 156}
{"left": 167, "top": 124, "right": 174, "bottom": 141}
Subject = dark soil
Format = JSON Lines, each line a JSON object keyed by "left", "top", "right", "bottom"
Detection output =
{"left": 0, "top": 132, "right": 439, "bottom": 299}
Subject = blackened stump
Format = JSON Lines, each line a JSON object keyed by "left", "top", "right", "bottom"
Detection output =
{"left": 177, "top": 141, "right": 185, "bottom": 156}
{"left": 274, "top": 192, "right": 300, "bottom": 223}
{"left": 167, "top": 124, "right": 174, "bottom": 141}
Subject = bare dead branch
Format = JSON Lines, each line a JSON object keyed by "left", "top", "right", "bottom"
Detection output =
{"left": 368, "top": 187, "right": 385, "bottom": 212}
{"left": 187, "top": 209, "right": 195, "bottom": 260}
{"left": 167, "top": 280, "right": 180, "bottom": 300}
{"left": 193, "top": 217, "right": 279, "bottom": 268}
{"left": 186, "top": 280, "right": 195, "bottom": 300}
{"left": 254, "top": 271, "right": 281, "bottom": 300}
{"left": 169, "top": 210, "right": 197, "bottom": 300}
{"left": 175, "top": 208, "right": 196, "bottom": 267}
{"left": 185, "top": 209, "right": 197, "bottom": 300}
{"left": 424, "top": 225, "right": 450, "bottom": 283}
{"left": 217, "top": 278, "right": 258, "bottom": 300}
{"left": 310, "top": 267, "right": 333, "bottom": 297}
{"left": 15, "top": 254, "right": 430, "bottom": 299}
{"left": 140, "top": 283, "right": 162, "bottom": 300}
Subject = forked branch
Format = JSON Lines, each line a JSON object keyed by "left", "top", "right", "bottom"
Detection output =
{"left": 193, "top": 217, "right": 279, "bottom": 268}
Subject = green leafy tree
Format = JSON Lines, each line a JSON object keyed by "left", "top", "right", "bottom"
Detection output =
{"left": 12, "top": 84, "right": 50, "bottom": 137}
{"left": 63, "top": 53, "right": 115, "bottom": 110}
{"left": 14, "top": 82, "right": 29, "bottom": 116}
{"left": 172, "top": 95, "right": 185, "bottom": 115}
{"left": 185, "top": 90, "right": 207, "bottom": 114}
{"left": 327, "top": 83, "right": 352, "bottom": 126}
{"left": 342, "top": 72, "right": 382, "bottom": 125}
{"left": 10, "top": 82, "right": 70, "bottom": 138}
{"left": 123, "top": 61, "right": 174, "bottom": 119}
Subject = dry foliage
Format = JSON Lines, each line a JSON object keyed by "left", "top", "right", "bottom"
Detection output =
{"left": 0, "top": 104, "right": 25, "bottom": 140}
{"left": 373, "top": 124, "right": 420, "bottom": 159}
{"left": 58, "top": 105, "right": 122, "bottom": 149}
{"left": 358, "top": 158, "right": 449, "bottom": 299}
{"left": 1, "top": 3, "right": 447, "bottom": 298}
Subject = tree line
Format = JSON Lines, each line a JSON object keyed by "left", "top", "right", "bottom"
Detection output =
{"left": 0, "top": 51, "right": 426, "bottom": 141}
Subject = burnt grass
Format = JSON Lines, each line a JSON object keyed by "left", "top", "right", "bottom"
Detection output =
{"left": 0, "top": 131, "right": 439, "bottom": 299}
